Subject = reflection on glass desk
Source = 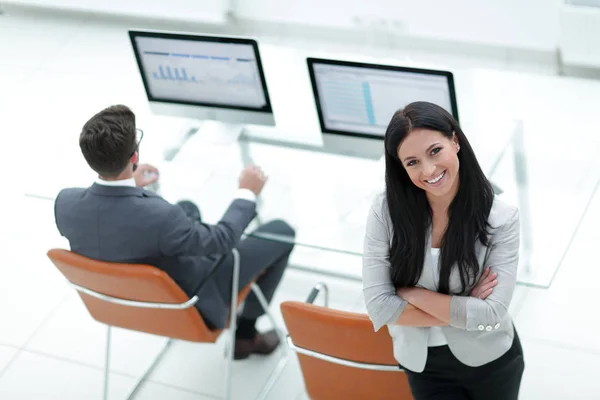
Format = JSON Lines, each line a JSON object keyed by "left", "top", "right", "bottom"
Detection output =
{"left": 24, "top": 118, "right": 598, "bottom": 289}
{"left": 153, "top": 118, "right": 556, "bottom": 288}
{"left": 486, "top": 120, "right": 600, "bottom": 288}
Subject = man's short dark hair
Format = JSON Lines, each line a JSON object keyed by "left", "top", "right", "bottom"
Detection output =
{"left": 79, "top": 104, "right": 137, "bottom": 177}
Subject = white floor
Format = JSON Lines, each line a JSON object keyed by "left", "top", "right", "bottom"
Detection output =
{"left": 1, "top": 5, "right": 600, "bottom": 400}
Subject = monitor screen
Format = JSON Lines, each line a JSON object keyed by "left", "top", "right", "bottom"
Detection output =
{"left": 129, "top": 31, "right": 273, "bottom": 113}
{"left": 307, "top": 58, "right": 459, "bottom": 139}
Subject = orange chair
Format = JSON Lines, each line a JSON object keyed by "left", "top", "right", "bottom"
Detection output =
{"left": 47, "top": 248, "right": 288, "bottom": 400}
{"left": 280, "top": 283, "right": 414, "bottom": 400}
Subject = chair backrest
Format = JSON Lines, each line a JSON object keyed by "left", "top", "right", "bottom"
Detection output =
{"left": 47, "top": 249, "right": 220, "bottom": 342}
{"left": 281, "top": 301, "right": 413, "bottom": 400}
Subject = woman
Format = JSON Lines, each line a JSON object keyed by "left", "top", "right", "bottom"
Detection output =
{"left": 362, "top": 101, "right": 524, "bottom": 399}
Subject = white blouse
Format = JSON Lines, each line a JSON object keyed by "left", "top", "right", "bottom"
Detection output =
{"left": 428, "top": 248, "right": 448, "bottom": 347}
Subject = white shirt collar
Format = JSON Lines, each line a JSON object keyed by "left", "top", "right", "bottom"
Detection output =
{"left": 95, "top": 177, "right": 137, "bottom": 187}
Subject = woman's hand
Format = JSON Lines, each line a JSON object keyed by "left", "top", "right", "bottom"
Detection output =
{"left": 470, "top": 267, "right": 497, "bottom": 300}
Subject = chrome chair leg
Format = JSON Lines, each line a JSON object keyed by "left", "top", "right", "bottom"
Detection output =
{"left": 224, "top": 248, "right": 241, "bottom": 400}
{"left": 104, "top": 326, "right": 111, "bottom": 400}
{"left": 250, "top": 283, "right": 288, "bottom": 357}
{"left": 125, "top": 338, "right": 172, "bottom": 399}
{"left": 221, "top": 249, "right": 288, "bottom": 400}
{"left": 102, "top": 324, "right": 173, "bottom": 400}
{"left": 251, "top": 283, "right": 289, "bottom": 400}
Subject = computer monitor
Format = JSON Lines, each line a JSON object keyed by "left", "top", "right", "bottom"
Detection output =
{"left": 307, "top": 57, "right": 459, "bottom": 159}
{"left": 129, "top": 30, "right": 275, "bottom": 155}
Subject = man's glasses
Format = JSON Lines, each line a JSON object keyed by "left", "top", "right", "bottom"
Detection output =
{"left": 131, "top": 128, "right": 144, "bottom": 156}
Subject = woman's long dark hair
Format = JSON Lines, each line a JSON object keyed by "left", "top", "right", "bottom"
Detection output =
{"left": 384, "top": 102, "right": 494, "bottom": 294}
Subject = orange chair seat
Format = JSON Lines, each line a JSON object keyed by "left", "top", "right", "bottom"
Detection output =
{"left": 281, "top": 301, "right": 413, "bottom": 400}
{"left": 48, "top": 249, "right": 252, "bottom": 343}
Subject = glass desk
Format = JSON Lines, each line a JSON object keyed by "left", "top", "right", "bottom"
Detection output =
{"left": 485, "top": 119, "right": 600, "bottom": 288}
{"left": 23, "top": 118, "right": 600, "bottom": 289}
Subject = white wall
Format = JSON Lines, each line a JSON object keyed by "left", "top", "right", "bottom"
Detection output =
{"left": 8, "top": 0, "right": 600, "bottom": 69}
{"left": 235, "top": 0, "right": 561, "bottom": 51}
{"left": 560, "top": 3, "right": 600, "bottom": 68}
{"left": 4, "top": 0, "right": 230, "bottom": 23}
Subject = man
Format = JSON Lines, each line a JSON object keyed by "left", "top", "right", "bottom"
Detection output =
{"left": 54, "top": 104, "right": 295, "bottom": 359}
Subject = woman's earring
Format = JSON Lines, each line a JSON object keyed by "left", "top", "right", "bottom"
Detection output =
{"left": 456, "top": 144, "right": 460, "bottom": 151}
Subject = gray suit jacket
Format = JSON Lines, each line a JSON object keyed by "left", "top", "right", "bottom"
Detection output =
{"left": 362, "top": 192, "right": 520, "bottom": 372}
{"left": 54, "top": 183, "right": 256, "bottom": 329}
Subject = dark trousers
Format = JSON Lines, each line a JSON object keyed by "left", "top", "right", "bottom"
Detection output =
{"left": 402, "top": 329, "right": 525, "bottom": 400}
{"left": 212, "top": 219, "right": 294, "bottom": 320}
{"left": 177, "top": 201, "right": 294, "bottom": 324}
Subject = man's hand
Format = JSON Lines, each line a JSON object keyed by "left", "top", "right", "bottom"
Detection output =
{"left": 470, "top": 267, "right": 497, "bottom": 300}
{"left": 239, "top": 165, "right": 267, "bottom": 196}
{"left": 133, "top": 164, "right": 159, "bottom": 188}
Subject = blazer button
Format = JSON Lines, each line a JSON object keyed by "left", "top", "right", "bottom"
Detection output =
{"left": 485, "top": 325, "right": 493, "bottom": 331}
{"left": 478, "top": 325, "right": 485, "bottom": 331}
{"left": 494, "top": 323, "right": 500, "bottom": 329}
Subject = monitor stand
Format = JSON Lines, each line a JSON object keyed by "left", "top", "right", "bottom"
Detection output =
{"left": 164, "top": 120, "right": 385, "bottom": 162}
{"left": 234, "top": 134, "right": 384, "bottom": 160}
{"left": 319, "top": 134, "right": 384, "bottom": 160}
{"left": 163, "top": 120, "right": 247, "bottom": 161}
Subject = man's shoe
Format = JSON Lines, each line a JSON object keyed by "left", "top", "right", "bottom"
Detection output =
{"left": 234, "top": 330, "right": 280, "bottom": 360}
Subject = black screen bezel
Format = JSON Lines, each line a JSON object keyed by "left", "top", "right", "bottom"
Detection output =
{"left": 306, "top": 57, "right": 459, "bottom": 140}
{"left": 128, "top": 30, "right": 274, "bottom": 113}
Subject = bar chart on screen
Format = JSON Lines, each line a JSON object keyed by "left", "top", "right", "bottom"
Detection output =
{"left": 319, "top": 79, "right": 374, "bottom": 127}
{"left": 144, "top": 50, "right": 256, "bottom": 83}
{"left": 145, "top": 55, "right": 257, "bottom": 86}
{"left": 137, "top": 39, "right": 267, "bottom": 107}
{"left": 152, "top": 66, "right": 198, "bottom": 82}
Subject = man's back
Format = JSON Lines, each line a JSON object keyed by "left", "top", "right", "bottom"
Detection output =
{"left": 56, "top": 185, "right": 170, "bottom": 263}
{"left": 55, "top": 182, "right": 257, "bottom": 328}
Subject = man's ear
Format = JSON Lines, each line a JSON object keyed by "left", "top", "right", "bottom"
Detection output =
{"left": 131, "top": 152, "right": 139, "bottom": 172}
